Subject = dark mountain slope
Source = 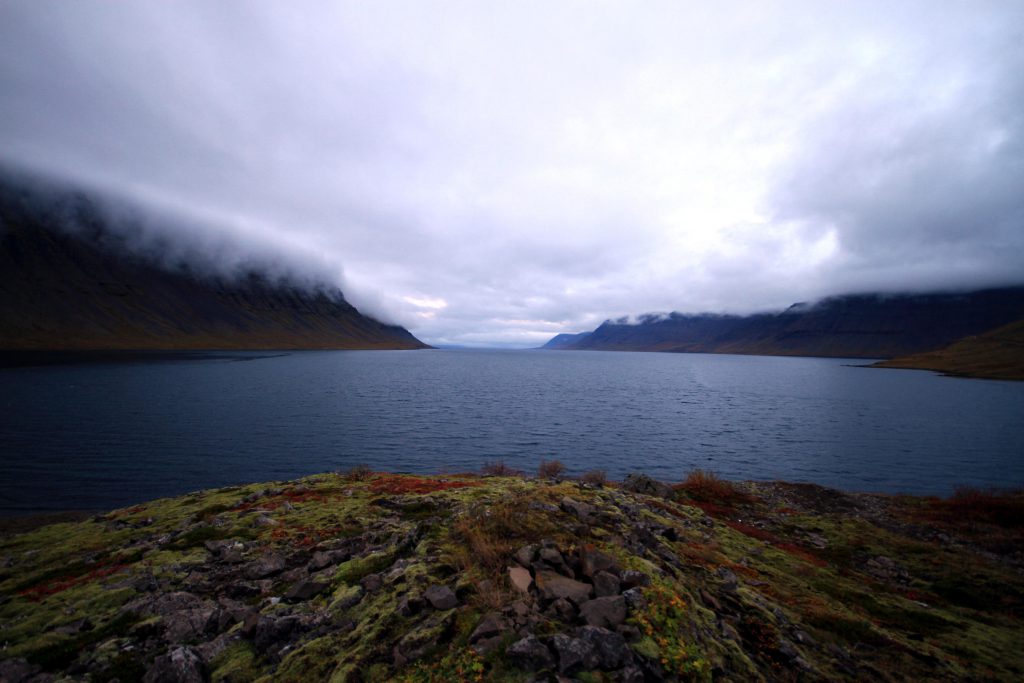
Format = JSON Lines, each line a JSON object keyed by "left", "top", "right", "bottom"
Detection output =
{"left": 540, "top": 331, "right": 591, "bottom": 349}
{"left": 547, "top": 289, "right": 1024, "bottom": 359}
{"left": 0, "top": 177, "right": 428, "bottom": 351}
{"left": 873, "top": 318, "right": 1024, "bottom": 380}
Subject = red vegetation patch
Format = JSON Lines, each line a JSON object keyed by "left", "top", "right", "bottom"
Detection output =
{"left": 675, "top": 470, "right": 752, "bottom": 505}
{"left": 724, "top": 521, "right": 828, "bottom": 567}
{"left": 18, "top": 562, "right": 128, "bottom": 601}
{"left": 688, "top": 500, "right": 738, "bottom": 517}
{"left": 268, "top": 523, "right": 353, "bottom": 547}
{"left": 926, "top": 487, "right": 1024, "bottom": 528}
{"left": 368, "top": 474, "right": 481, "bottom": 496}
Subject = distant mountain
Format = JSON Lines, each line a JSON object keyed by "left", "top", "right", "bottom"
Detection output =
{"left": 543, "top": 289, "right": 1024, "bottom": 359}
{"left": 0, "top": 174, "right": 429, "bottom": 351}
{"left": 872, "top": 318, "right": 1024, "bottom": 380}
{"left": 541, "top": 332, "right": 592, "bottom": 349}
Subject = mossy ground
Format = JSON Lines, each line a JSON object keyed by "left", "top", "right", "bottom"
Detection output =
{"left": 1, "top": 472, "right": 1021, "bottom": 681}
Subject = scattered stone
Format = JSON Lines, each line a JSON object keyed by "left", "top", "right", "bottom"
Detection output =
{"left": 469, "top": 613, "right": 508, "bottom": 643}
{"left": 545, "top": 597, "right": 577, "bottom": 622}
{"left": 0, "top": 658, "right": 40, "bottom": 683}
{"left": 360, "top": 573, "right": 384, "bottom": 593}
{"left": 164, "top": 608, "right": 215, "bottom": 643}
{"left": 579, "top": 625, "right": 632, "bottom": 669}
{"left": 549, "top": 633, "right": 598, "bottom": 673}
{"left": 622, "top": 588, "right": 647, "bottom": 612}
{"left": 579, "top": 546, "right": 618, "bottom": 578}
{"left": 593, "top": 570, "right": 621, "bottom": 597}
{"left": 619, "top": 570, "right": 650, "bottom": 590}
{"left": 507, "top": 635, "right": 556, "bottom": 671}
{"left": 423, "top": 584, "right": 459, "bottom": 610}
{"left": 622, "top": 473, "right": 673, "bottom": 499}
{"left": 560, "top": 497, "right": 596, "bottom": 521}
{"left": 393, "top": 612, "right": 455, "bottom": 666}
{"left": 508, "top": 566, "right": 533, "bottom": 593}
{"left": 244, "top": 553, "right": 286, "bottom": 579}
{"left": 717, "top": 567, "right": 739, "bottom": 592}
{"left": 515, "top": 544, "right": 538, "bottom": 567}
{"left": 284, "top": 580, "right": 329, "bottom": 602}
{"left": 398, "top": 594, "right": 424, "bottom": 616}
{"left": 143, "top": 646, "right": 204, "bottom": 683}
{"left": 579, "top": 596, "right": 627, "bottom": 629}
{"left": 535, "top": 570, "right": 593, "bottom": 604}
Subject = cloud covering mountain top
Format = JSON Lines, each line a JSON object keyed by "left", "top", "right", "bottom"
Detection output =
{"left": 2, "top": 1, "right": 1022, "bottom": 346}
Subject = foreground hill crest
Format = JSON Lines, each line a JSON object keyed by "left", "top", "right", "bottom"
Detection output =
{"left": 1, "top": 471, "right": 1021, "bottom": 681}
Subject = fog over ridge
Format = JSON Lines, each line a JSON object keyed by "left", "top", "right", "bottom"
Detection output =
{"left": 1, "top": 2, "right": 1023, "bottom": 346}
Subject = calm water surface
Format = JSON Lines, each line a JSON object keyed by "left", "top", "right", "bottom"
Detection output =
{"left": 1, "top": 349, "right": 1022, "bottom": 513}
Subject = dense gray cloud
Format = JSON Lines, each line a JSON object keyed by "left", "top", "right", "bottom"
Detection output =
{"left": 1, "top": 1, "right": 1022, "bottom": 346}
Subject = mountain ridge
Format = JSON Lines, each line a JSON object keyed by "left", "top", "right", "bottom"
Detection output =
{"left": 0, "top": 173, "right": 429, "bottom": 351}
{"left": 542, "top": 288, "right": 1024, "bottom": 360}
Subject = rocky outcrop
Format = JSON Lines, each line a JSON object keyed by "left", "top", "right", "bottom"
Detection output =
{"left": 1, "top": 472, "right": 1022, "bottom": 681}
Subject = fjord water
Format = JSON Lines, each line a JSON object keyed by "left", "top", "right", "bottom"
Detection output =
{"left": 1, "top": 349, "right": 1022, "bottom": 514}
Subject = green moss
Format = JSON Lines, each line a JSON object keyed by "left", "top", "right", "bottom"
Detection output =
{"left": 209, "top": 641, "right": 261, "bottom": 683}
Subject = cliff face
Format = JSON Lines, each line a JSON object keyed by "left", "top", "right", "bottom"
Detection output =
{"left": 0, "top": 178, "right": 428, "bottom": 351}
{"left": 545, "top": 289, "right": 1024, "bottom": 359}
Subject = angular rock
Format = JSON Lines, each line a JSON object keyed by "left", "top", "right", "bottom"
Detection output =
{"left": 622, "top": 473, "right": 673, "bottom": 498}
{"left": 508, "top": 566, "right": 533, "bottom": 593}
{"left": 309, "top": 549, "right": 347, "bottom": 571}
{"left": 539, "top": 547, "right": 569, "bottom": 570}
{"left": 244, "top": 553, "right": 286, "bottom": 579}
{"left": 622, "top": 587, "right": 647, "bottom": 612}
{"left": 0, "top": 658, "right": 39, "bottom": 683}
{"left": 593, "top": 570, "right": 621, "bottom": 597}
{"left": 544, "top": 597, "right": 576, "bottom": 622}
{"left": 423, "top": 584, "right": 459, "bottom": 610}
{"left": 549, "top": 633, "right": 598, "bottom": 673}
{"left": 143, "top": 646, "right": 204, "bottom": 683}
{"left": 535, "top": 570, "right": 592, "bottom": 604}
{"left": 560, "top": 497, "right": 596, "bottom": 521}
{"left": 619, "top": 570, "right": 650, "bottom": 590}
{"left": 252, "top": 615, "right": 302, "bottom": 656}
{"left": 164, "top": 608, "right": 216, "bottom": 643}
{"left": 360, "top": 573, "right": 383, "bottom": 593}
{"left": 579, "top": 546, "right": 618, "bottom": 578}
{"left": 514, "top": 544, "right": 538, "bottom": 567}
{"left": 579, "top": 596, "right": 627, "bottom": 629}
{"left": 469, "top": 613, "right": 508, "bottom": 643}
{"left": 716, "top": 567, "right": 739, "bottom": 592}
{"left": 398, "top": 594, "right": 424, "bottom": 616}
{"left": 284, "top": 580, "right": 329, "bottom": 602}
{"left": 579, "top": 625, "right": 632, "bottom": 669}
{"left": 507, "top": 635, "right": 556, "bottom": 671}
{"left": 393, "top": 612, "right": 454, "bottom": 666}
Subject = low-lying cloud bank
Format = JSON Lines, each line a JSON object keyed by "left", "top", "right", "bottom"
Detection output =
{"left": 1, "top": 2, "right": 1022, "bottom": 346}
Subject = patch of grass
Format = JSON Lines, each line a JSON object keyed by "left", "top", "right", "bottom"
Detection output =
{"left": 803, "top": 607, "right": 887, "bottom": 646}
{"left": 369, "top": 474, "right": 481, "bottom": 496}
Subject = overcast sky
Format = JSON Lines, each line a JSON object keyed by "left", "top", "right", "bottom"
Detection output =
{"left": 1, "top": 1, "right": 1022, "bottom": 346}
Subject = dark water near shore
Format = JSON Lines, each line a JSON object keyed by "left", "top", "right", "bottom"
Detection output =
{"left": 1, "top": 349, "right": 1022, "bottom": 514}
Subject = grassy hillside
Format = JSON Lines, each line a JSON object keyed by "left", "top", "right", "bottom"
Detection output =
{"left": 873, "top": 319, "right": 1024, "bottom": 380}
{"left": 1, "top": 470, "right": 1021, "bottom": 681}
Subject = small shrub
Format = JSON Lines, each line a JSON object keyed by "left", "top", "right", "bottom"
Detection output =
{"left": 581, "top": 470, "right": 607, "bottom": 487}
{"left": 943, "top": 486, "right": 1024, "bottom": 527}
{"left": 675, "top": 469, "right": 748, "bottom": 504}
{"left": 480, "top": 460, "right": 523, "bottom": 477}
{"left": 537, "top": 459, "right": 566, "bottom": 479}
{"left": 345, "top": 463, "right": 373, "bottom": 481}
